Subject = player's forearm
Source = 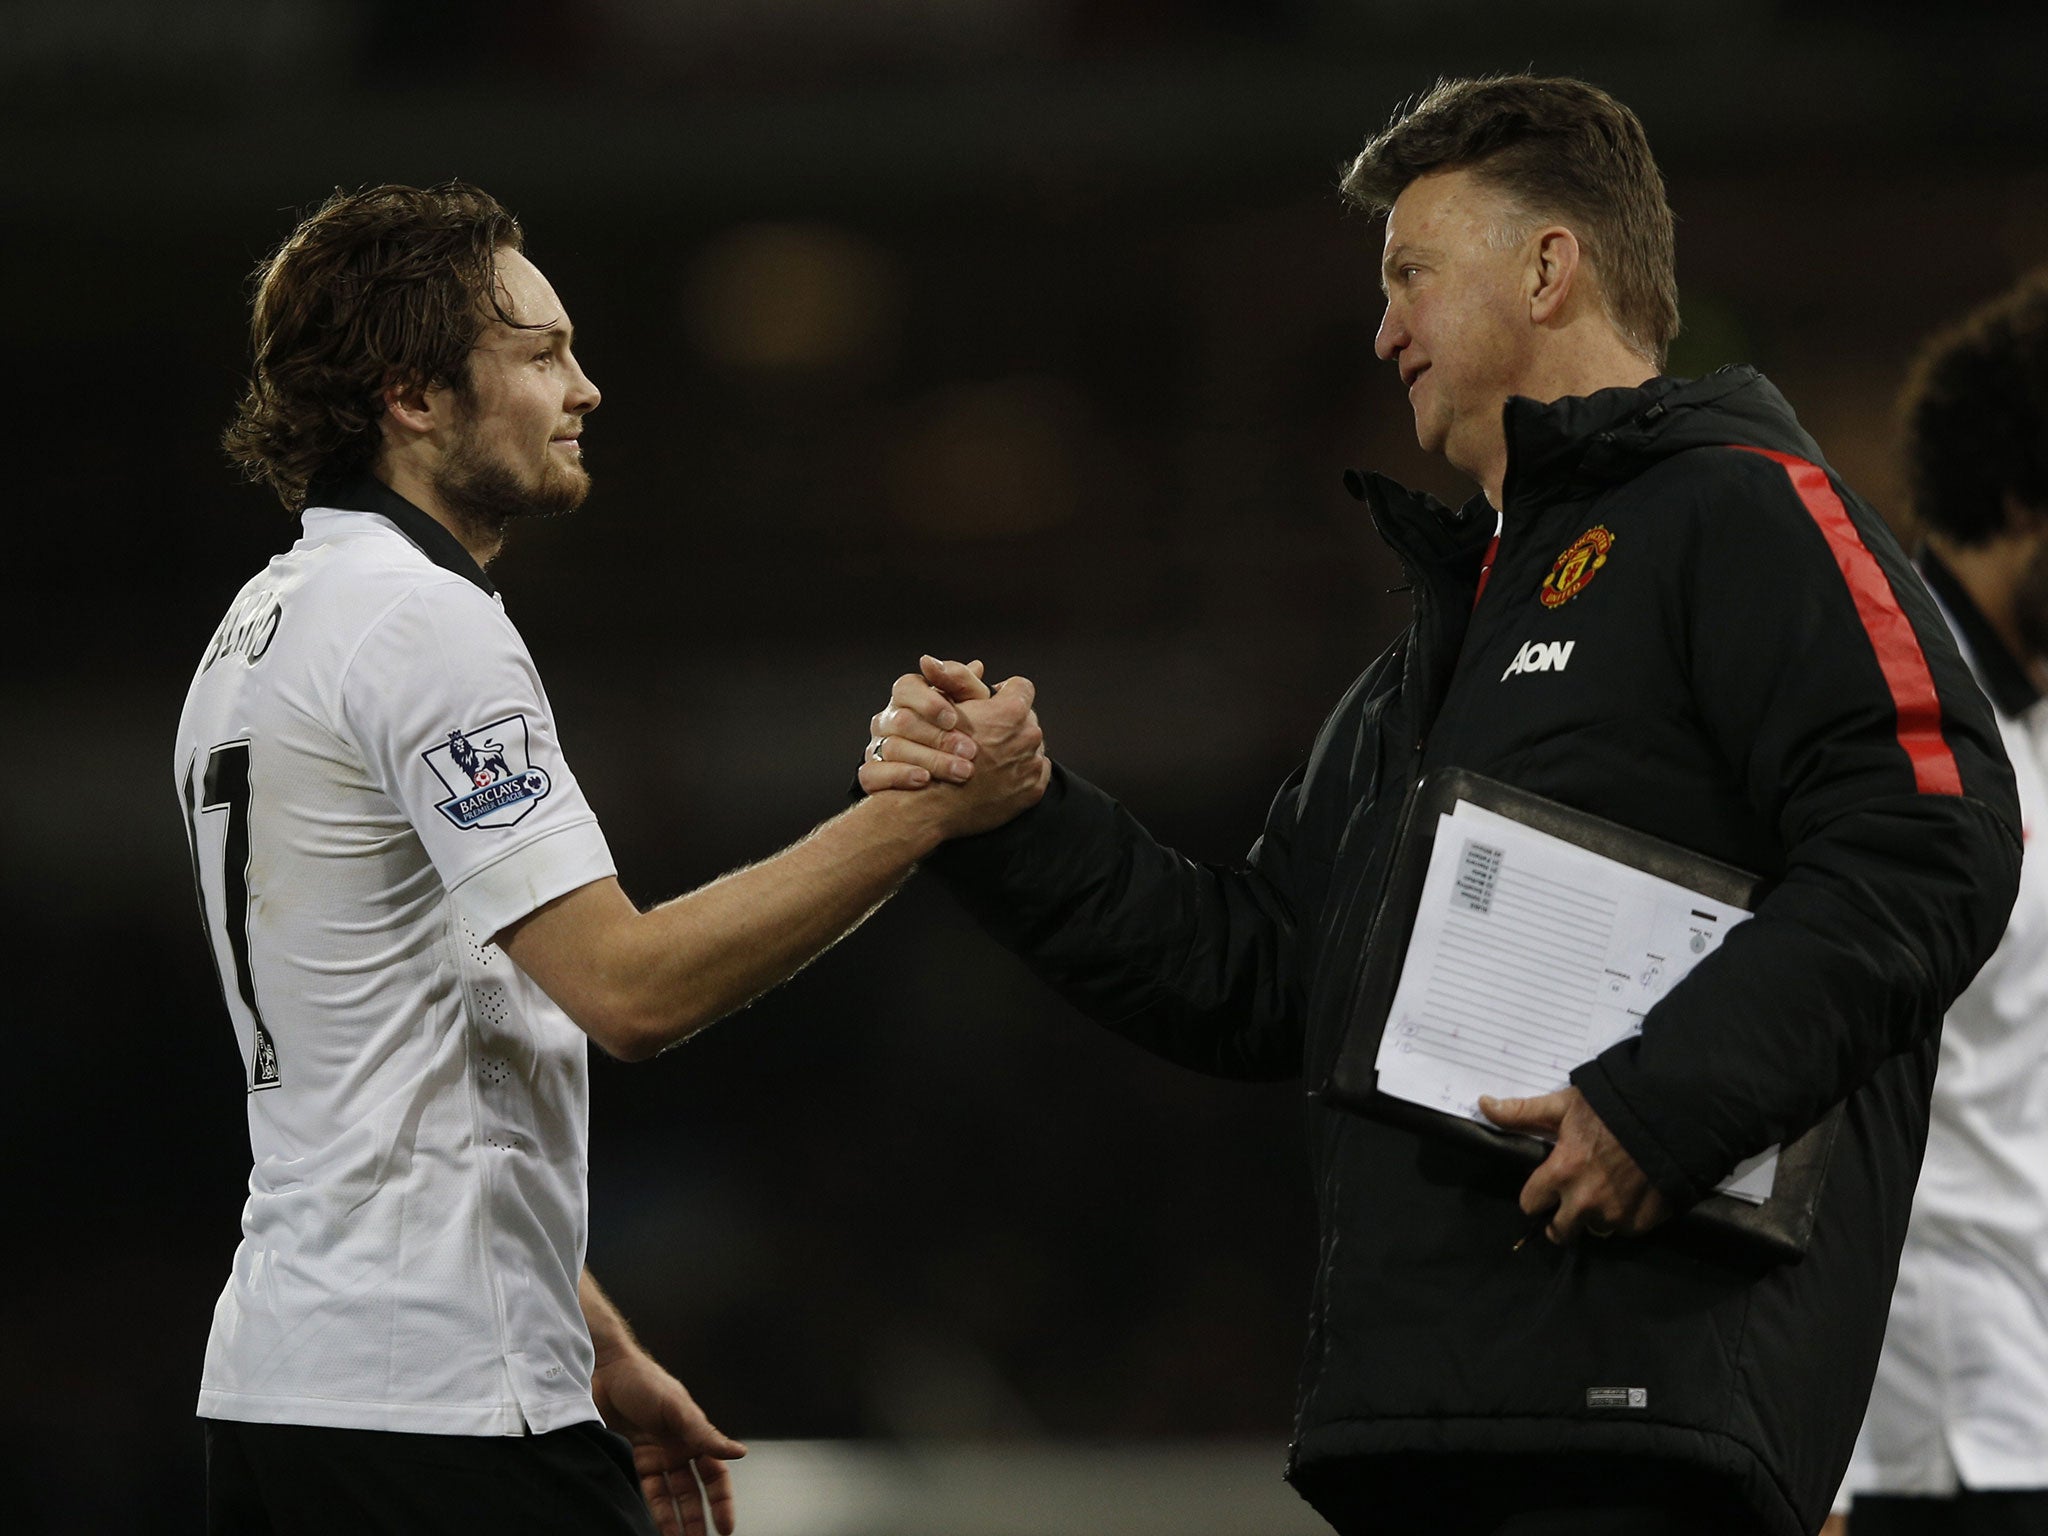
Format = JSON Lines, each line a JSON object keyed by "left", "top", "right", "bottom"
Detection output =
{"left": 579, "top": 1268, "right": 638, "bottom": 1367}
{"left": 602, "top": 792, "right": 945, "bottom": 1058}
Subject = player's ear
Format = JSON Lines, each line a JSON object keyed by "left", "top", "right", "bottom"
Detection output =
{"left": 381, "top": 373, "right": 441, "bottom": 437}
{"left": 1528, "top": 226, "right": 1581, "bottom": 326}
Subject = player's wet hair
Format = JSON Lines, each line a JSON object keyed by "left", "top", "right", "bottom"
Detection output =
{"left": 1900, "top": 271, "right": 2048, "bottom": 546}
{"left": 1341, "top": 75, "right": 1680, "bottom": 370}
{"left": 224, "top": 181, "right": 533, "bottom": 511}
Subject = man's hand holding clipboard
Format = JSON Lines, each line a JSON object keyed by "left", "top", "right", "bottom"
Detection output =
{"left": 1480, "top": 1087, "right": 1669, "bottom": 1247}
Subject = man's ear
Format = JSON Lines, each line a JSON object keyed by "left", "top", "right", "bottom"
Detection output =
{"left": 1528, "top": 227, "right": 1582, "bottom": 326}
{"left": 381, "top": 376, "right": 441, "bottom": 438}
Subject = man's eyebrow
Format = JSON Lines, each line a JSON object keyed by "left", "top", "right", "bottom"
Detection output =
{"left": 1380, "top": 244, "right": 1432, "bottom": 294}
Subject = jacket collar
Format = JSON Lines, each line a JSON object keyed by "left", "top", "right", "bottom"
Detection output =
{"left": 1921, "top": 550, "right": 2041, "bottom": 716}
{"left": 1497, "top": 365, "right": 1819, "bottom": 516}
{"left": 1342, "top": 468, "right": 1495, "bottom": 581}
{"left": 303, "top": 469, "right": 497, "bottom": 598}
{"left": 1499, "top": 373, "right": 1690, "bottom": 513}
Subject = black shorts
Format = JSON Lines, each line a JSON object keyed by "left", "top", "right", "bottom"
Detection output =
{"left": 1297, "top": 1450, "right": 1769, "bottom": 1536}
{"left": 1849, "top": 1489, "right": 2048, "bottom": 1536}
{"left": 204, "top": 1417, "right": 658, "bottom": 1536}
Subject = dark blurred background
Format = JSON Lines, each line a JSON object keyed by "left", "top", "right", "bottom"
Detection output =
{"left": 7, "top": 1, "right": 2048, "bottom": 1530}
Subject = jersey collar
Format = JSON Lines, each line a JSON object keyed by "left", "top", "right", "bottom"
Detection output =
{"left": 1921, "top": 549, "right": 2040, "bottom": 717}
{"left": 303, "top": 470, "right": 498, "bottom": 598}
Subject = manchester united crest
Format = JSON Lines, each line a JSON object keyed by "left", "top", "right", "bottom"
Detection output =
{"left": 1539, "top": 525, "right": 1615, "bottom": 608}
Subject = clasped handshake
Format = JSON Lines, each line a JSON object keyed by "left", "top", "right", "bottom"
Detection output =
{"left": 857, "top": 654, "right": 1053, "bottom": 838}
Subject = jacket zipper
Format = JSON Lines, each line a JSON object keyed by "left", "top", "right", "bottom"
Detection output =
{"left": 1312, "top": 499, "right": 1471, "bottom": 1091}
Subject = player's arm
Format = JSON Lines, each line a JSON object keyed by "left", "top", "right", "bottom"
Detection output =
{"left": 499, "top": 680, "right": 1049, "bottom": 1062}
{"left": 862, "top": 657, "right": 1313, "bottom": 1082}
{"left": 581, "top": 1268, "right": 746, "bottom": 1536}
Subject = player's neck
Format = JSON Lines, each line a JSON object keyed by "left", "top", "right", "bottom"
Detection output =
{"left": 373, "top": 458, "right": 506, "bottom": 569}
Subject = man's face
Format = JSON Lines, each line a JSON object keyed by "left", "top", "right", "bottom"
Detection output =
{"left": 1374, "top": 169, "right": 1538, "bottom": 482}
{"left": 431, "top": 248, "right": 601, "bottom": 535}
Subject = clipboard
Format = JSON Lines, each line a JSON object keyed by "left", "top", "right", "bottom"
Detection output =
{"left": 1319, "top": 767, "right": 1841, "bottom": 1263}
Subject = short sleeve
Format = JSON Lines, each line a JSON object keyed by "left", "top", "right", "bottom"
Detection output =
{"left": 340, "top": 580, "right": 615, "bottom": 938}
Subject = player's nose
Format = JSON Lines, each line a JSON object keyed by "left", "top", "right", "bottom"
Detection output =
{"left": 565, "top": 352, "right": 601, "bottom": 414}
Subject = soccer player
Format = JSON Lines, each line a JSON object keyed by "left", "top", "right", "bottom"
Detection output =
{"left": 177, "top": 182, "right": 1048, "bottom": 1535}
{"left": 862, "top": 78, "right": 2020, "bottom": 1536}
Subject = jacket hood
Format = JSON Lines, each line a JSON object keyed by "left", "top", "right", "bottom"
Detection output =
{"left": 1501, "top": 365, "right": 1830, "bottom": 511}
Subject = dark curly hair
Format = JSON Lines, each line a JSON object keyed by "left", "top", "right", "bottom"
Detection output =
{"left": 223, "top": 181, "right": 529, "bottom": 511}
{"left": 1900, "top": 272, "right": 2048, "bottom": 546}
{"left": 1341, "top": 75, "right": 1679, "bottom": 370}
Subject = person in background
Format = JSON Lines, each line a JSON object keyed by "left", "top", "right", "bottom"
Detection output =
{"left": 1829, "top": 274, "right": 2048, "bottom": 1536}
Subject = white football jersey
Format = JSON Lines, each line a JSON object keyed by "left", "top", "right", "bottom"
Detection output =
{"left": 174, "top": 474, "right": 616, "bottom": 1436}
{"left": 1845, "top": 557, "right": 2048, "bottom": 1496}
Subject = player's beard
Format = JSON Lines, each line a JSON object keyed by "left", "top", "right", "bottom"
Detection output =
{"left": 431, "top": 419, "right": 589, "bottom": 547}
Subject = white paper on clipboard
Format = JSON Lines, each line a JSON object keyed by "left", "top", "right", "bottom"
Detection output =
{"left": 1374, "top": 799, "right": 1778, "bottom": 1205}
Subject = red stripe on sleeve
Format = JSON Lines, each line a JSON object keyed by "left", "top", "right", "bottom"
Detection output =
{"left": 1732, "top": 445, "right": 1964, "bottom": 796}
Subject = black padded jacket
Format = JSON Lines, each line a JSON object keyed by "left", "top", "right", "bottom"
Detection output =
{"left": 926, "top": 367, "right": 2023, "bottom": 1536}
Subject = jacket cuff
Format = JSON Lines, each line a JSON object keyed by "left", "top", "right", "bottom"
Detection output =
{"left": 1571, "top": 1056, "right": 1703, "bottom": 1206}
{"left": 921, "top": 762, "right": 1071, "bottom": 885}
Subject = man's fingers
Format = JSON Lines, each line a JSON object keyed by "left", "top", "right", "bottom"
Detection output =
{"left": 987, "top": 674, "right": 1036, "bottom": 713}
{"left": 698, "top": 1453, "right": 740, "bottom": 1536}
{"left": 886, "top": 675, "right": 961, "bottom": 732}
{"left": 920, "top": 654, "right": 993, "bottom": 703}
{"left": 636, "top": 1463, "right": 684, "bottom": 1536}
{"left": 866, "top": 734, "right": 974, "bottom": 782}
{"left": 1519, "top": 1152, "right": 1566, "bottom": 1220}
{"left": 872, "top": 702, "right": 970, "bottom": 754}
{"left": 1629, "top": 1188, "right": 1669, "bottom": 1235}
{"left": 697, "top": 1426, "right": 748, "bottom": 1461}
{"left": 1478, "top": 1091, "right": 1568, "bottom": 1136}
{"left": 1546, "top": 1191, "right": 1599, "bottom": 1245}
{"left": 1477, "top": 1093, "right": 1518, "bottom": 1126}
{"left": 858, "top": 761, "right": 931, "bottom": 793}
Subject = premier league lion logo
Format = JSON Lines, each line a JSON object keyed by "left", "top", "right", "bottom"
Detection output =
{"left": 421, "top": 715, "right": 553, "bottom": 828}
{"left": 447, "top": 728, "right": 517, "bottom": 788}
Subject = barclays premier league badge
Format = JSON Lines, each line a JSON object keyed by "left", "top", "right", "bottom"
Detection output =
{"left": 422, "top": 715, "right": 552, "bottom": 828}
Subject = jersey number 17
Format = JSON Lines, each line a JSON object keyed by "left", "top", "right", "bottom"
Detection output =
{"left": 181, "top": 740, "right": 283, "bottom": 1092}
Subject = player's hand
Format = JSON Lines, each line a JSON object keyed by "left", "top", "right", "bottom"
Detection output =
{"left": 590, "top": 1347, "right": 747, "bottom": 1536}
{"left": 859, "top": 656, "right": 990, "bottom": 792}
{"left": 1480, "top": 1086, "right": 1668, "bottom": 1245}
